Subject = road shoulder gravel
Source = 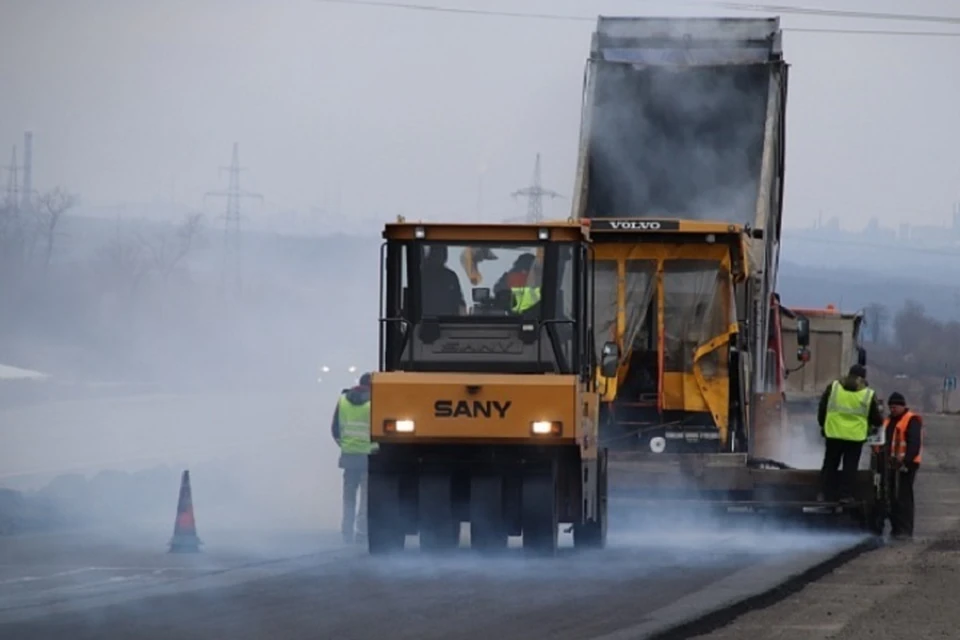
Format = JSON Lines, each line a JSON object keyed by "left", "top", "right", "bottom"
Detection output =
{"left": 693, "top": 414, "right": 960, "bottom": 640}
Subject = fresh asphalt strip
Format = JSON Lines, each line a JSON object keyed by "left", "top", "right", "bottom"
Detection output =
{"left": 591, "top": 534, "right": 881, "bottom": 640}
{"left": 0, "top": 547, "right": 362, "bottom": 625}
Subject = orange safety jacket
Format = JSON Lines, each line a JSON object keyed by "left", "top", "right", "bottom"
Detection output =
{"left": 878, "top": 411, "right": 923, "bottom": 464}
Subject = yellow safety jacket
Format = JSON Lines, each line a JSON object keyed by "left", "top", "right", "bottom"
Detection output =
{"left": 337, "top": 395, "right": 377, "bottom": 455}
{"left": 511, "top": 286, "right": 541, "bottom": 313}
{"left": 824, "top": 380, "right": 875, "bottom": 442}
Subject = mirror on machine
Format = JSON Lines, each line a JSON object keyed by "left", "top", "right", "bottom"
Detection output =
{"left": 600, "top": 341, "right": 620, "bottom": 378}
{"left": 795, "top": 315, "right": 810, "bottom": 347}
{"left": 795, "top": 314, "right": 811, "bottom": 363}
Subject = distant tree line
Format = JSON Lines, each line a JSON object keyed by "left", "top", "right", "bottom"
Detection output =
{"left": 0, "top": 191, "right": 369, "bottom": 389}
{"left": 0, "top": 191, "right": 218, "bottom": 382}
{"left": 862, "top": 300, "right": 959, "bottom": 412}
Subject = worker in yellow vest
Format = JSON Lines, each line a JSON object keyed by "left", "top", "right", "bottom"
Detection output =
{"left": 330, "top": 372, "right": 378, "bottom": 544}
{"left": 816, "top": 364, "right": 884, "bottom": 503}
{"left": 493, "top": 253, "right": 542, "bottom": 314}
{"left": 881, "top": 392, "right": 923, "bottom": 540}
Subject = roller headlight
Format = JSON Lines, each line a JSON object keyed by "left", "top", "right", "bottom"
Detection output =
{"left": 531, "top": 421, "right": 562, "bottom": 436}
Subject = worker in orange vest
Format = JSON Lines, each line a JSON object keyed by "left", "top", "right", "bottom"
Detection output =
{"left": 880, "top": 392, "right": 923, "bottom": 540}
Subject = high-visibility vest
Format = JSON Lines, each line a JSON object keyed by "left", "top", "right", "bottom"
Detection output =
{"left": 511, "top": 286, "right": 541, "bottom": 313}
{"left": 337, "top": 394, "right": 377, "bottom": 455}
{"left": 884, "top": 411, "right": 922, "bottom": 464}
{"left": 824, "top": 380, "right": 875, "bottom": 442}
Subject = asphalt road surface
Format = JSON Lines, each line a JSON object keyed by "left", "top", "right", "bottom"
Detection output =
{"left": 0, "top": 390, "right": 873, "bottom": 638}
{"left": 0, "top": 523, "right": 866, "bottom": 640}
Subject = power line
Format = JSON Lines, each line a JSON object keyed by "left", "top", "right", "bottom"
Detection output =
{"left": 785, "top": 26, "right": 960, "bottom": 36}
{"left": 316, "top": 0, "right": 589, "bottom": 22}
{"left": 314, "top": 0, "right": 960, "bottom": 36}
{"left": 716, "top": 3, "right": 960, "bottom": 26}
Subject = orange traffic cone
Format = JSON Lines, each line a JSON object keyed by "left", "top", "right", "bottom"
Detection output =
{"left": 169, "top": 470, "right": 202, "bottom": 553}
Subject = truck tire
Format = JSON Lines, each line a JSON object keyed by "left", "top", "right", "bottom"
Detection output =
{"left": 573, "top": 449, "right": 608, "bottom": 550}
{"left": 368, "top": 471, "right": 405, "bottom": 555}
{"left": 418, "top": 473, "right": 459, "bottom": 551}
{"left": 470, "top": 475, "right": 508, "bottom": 552}
{"left": 522, "top": 469, "right": 558, "bottom": 555}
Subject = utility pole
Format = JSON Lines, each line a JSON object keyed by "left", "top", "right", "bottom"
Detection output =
{"left": 510, "top": 153, "right": 562, "bottom": 223}
{"left": 205, "top": 143, "right": 263, "bottom": 297}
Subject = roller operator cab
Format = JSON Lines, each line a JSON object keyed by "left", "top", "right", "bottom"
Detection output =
{"left": 368, "top": 219, "right": 608, "bottom": 555}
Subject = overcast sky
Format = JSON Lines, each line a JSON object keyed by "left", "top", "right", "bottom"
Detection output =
{"left": 1, "top": 0, "right": 958, "bottom": 231}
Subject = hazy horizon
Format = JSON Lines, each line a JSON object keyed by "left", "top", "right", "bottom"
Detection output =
{"left": 2, "top": 0, "right": 958, "bottom": 231}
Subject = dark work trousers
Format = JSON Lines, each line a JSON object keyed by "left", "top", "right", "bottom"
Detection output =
{"left": 820, "top": 438, "right": 864, "bottom": 501}
{"left": 341, "top": 468, "right": 368, "bottom": 542}
{"left": 890, "top": 466, "right": 918, "bottom": 537}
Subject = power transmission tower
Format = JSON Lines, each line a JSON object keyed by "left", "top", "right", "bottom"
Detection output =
{"left": 2, "top": 146, "right": 26, "bottom": 271}
{"left": 22, "top": 132, "right": 33, "bottom": 213}
{"left": 4, "top": 145, "right": 21, "bottom": 212}
{"left": 205, "top": 143, "right": 263, "bottom": 296}
{"left": 510, "top": 153, "right": 562, "bottom": 223}
{"left": 2, "top": 146, "right": 23, "bottom": 244}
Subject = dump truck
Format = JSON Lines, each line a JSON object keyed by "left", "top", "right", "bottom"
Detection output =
{"left": 569, "top": 15, "right": 877, "bottom": 525}
{"left": 366, "top": 219, "right": 610, "bottom": 554}
{"left": 780, "top": 305, "right": 868, "bottom": 461}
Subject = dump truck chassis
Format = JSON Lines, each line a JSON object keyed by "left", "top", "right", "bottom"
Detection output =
{"left": 367, "top": 444, "right": 608, "bottom": 554}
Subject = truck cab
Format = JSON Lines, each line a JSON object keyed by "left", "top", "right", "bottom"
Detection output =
{"left": 780, "top": 305, "right": 868, "bottom": 462}
{"left": 587, "top": 219, "right": 748, "bottom": 455}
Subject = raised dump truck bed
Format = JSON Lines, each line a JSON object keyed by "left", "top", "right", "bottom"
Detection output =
{"left": 574, "top": 16, "right": 786, "bottom": 231}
